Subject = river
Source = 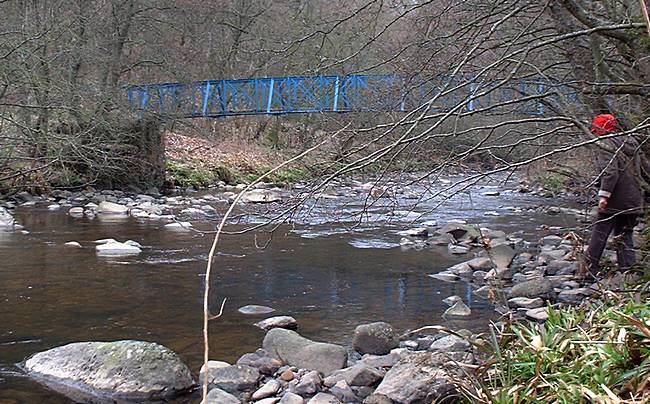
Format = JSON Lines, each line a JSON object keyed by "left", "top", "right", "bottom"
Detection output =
{"left": 0, "top": 178, "right": 580, "bottom": 402}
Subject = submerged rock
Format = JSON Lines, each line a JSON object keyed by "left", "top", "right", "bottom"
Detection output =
{"left": 353, "top": 322, "right": 399, "bottom": 355}
{"left": 263, "top": 329, "right": 347, "bottom": 376}
{"left": 95, "top": 240, "right": 141, "bottom": 256}
{"left": 238, "top": 305, "right": 276, "bottom": 315}
{"left": 240, "top": 189, "right": 282, "bottom": 203}
{"left": 23, "top": 340, "right": 194, "bottom": 401}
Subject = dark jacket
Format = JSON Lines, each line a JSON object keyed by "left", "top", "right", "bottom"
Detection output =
{"left": 596, "top": 136, "right": 649, "bottom": 215}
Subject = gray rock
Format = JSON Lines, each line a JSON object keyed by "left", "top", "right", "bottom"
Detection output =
{"left": 240, "top": 189, "right": 282, "bottom": 203}
{"left": 237, "top": 350, "right": 282, "bottom": 375}
{"left": 95, "top": 241, "right": 142, "bottom": 256}
{"left": 64, "top": 241, "right": 82, "bottom": 248}
{"left": 323, "top": 364, "right": 385, "bottom": 387}
{"left": 448, "top": 243, "right": 470, "bottom": 254}
{"left": 545, "top": 260, "right": 574, "bottom": 275}
{"left": 255, "top": 316, "right": 298, "bottom": 331}
{"left": 307, "top": 393, "right": 341, "bottom": 403}
{"left": 329, "top": 380, "right": 359, "bottom": 402}
{"left": 353, "top": 322, "right": 399, "bottom": 355}
{"left": 436, "top": 223, "right": 480, "bottom": 242}
{"left": 507, "top": 297, "right": 544, "bottom": 309}
{"left": 68, "top": 207, "right": 84, "bottom": 216}
{"left": 363, "top": 393, "right": 393, "bottom": 404}
{"left": 238, "top": 305, "right": 276, "bottom": 315}
{"left": 558, "top": 288, "right": 594, "bottom": 304}
{"left": 0, "top": 208, "right": 15, "bottom": 230}
{"left": 252, "top": 379, "right": 281, "bottom": 400}
{"left": 23, "top": 340, "right": 194, "bottom": 401}
{"left": 373, "top": 352, "right": 457, "bottom": 403}
{"left": 280, "top": 392, "right": 305, "bottom": 404}
{"left": 291, "top": 370, "right": 322, "bottom": 395}
{"left": 256, "top": 398, "right": 280, "bottom": 404}
{"left": 428, "top": 272, "right": 459, "bottom": 282}
{"left": 428, "top": 335, "right": 470, "bottom": 352}
{"left": 206, "top": 387, "right": 241, "bottom": 404}
{"left": 525, "top": 307, "right": 549, "bottom": 322}
{"left": 488, "top": 244, "right": 516, "bottom": 270}
{"left": 540, "top": 235, "right": 563, "bottom": 247}
{"left": 199, "top": 360, "right": 231, "bottom": 383}
{"left": 263, "top": 329, "right": 347, "bottom": 376}
{"left": 509, "top": 278, "right": 556, "bottom": 300}
{"left": 359, "top": 352, "right": 403, "bottom": 368}
{"left": 97, "top": 201, "right": 129, "bottom": 214}
{"left": 208, "top": 364, "right": 260, "bottom": 393}
{"left": 443, "top": 300, "right": 471, "bottom": 317}
{"left": 466, "top": 257, "right": 493, "bottom": 270}
{"left": 396, "top": 227, "right": 428, "bottom": 237}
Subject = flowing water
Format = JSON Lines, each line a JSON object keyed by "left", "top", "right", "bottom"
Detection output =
{"left": 0, "top": 180, "right": 580, "bottom": 403}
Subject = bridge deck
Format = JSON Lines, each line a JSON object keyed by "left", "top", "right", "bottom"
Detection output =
{"left": 126, "top": 74, "right": 576, "bottom": 119}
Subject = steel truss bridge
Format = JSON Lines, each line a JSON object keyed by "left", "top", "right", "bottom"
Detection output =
{"left": 126, "top": 74, "right": 577, "bottom": 119}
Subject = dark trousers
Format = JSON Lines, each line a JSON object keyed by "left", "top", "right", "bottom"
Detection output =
{"left": 585, "top": 213, "right": 637, "bottom": 271}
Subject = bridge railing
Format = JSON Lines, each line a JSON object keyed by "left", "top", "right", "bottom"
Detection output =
{"left": 125, "top": 74, "right": 580, "bottom": 119}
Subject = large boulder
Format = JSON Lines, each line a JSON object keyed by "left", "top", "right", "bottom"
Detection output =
{"left": 371, "top": 352, "right": 457, "bottom": 403}
{"left": 23, "top": 340, "right": 194, "bottom": 401}
{"left": 353, "top": 322, "right": 399, "bottom": 355}
{"left": 263, "top": 329, "right": 347, "bottom": 376}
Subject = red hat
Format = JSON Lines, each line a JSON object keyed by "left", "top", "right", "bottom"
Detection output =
{"left": 591, "top": 114, "right": 617, "bottom": 136}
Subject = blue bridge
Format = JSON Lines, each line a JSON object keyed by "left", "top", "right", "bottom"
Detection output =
{"left": 126, "top": 74, "right": 573, "bottom": 119}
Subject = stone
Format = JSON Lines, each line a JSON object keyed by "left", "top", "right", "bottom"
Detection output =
{"left": 488, "top": 244, "right": 516, "bottom": 270}
{"left": 448, "top": 243, "right": 470, "bottom": 254}
{"left": 208, "top": 364, "right": 260, "bottom": 393}
{"left": 206, "top": 387, "right": 241, "bottom": 404}
{"left": 252, "top": 379, "right": 281, "bottom": 400}
{"left": 279, "top": 392, "right": 304, "bottom": 404}
{"left": 97, "top": 201, "right": 129, "bottom": 214}
{"left": 280, "top": 369, "right": 295, "bottom": 381}
{"left": 240, "top": 189, "right": 282, "bottom": 203}
{"left": 291, "top": 370, "right": 322, "bottom": 395}
{"left": 428, "top": 272, "right": 459, "bottom": 282}
{"left": 558, "top": 288, "right": 594, "bottom": 304}
{"left": 396, "top": 227, "right": 428, "bottom": 237}
{"left": 509, "top": 278, "right": 555, "bottom": 300}
{"left": 236, "top": 350, "right": 282, "bottom": 375}
{"left": 466, "top": 257, "right": 493, "bottom": 270}
{"left": 437, "top": 223, "right": 480, "bottom": 242}
{"left": 255, "top": 316, "right": 298, "bottom": 331}
{"left": 329, "top": 380, "right": 359, "bottom": 402}
{"left": 23, "top": 340, "right": 194, "bottom": 401}
{"left": 95, "top": 241, "right": 141, "bottom": 256}
{"left": 263, "top": 329, "right": 347, "bottom": 376}
{"left": 64, "top": 241, "right": 82, "bottom": 248}
{"left": 323, "top": 364, "right": 385, "bottom": 387}
{"left": 359, "top": 352, "right": 403, "bottom": 369}
{"left": 507, "top": 297, "right": 544, "bottom": 309}
{"left": 199, "top": 360, "right": 231, "bottom": 383}
{"left": 238, "top": 305, "right": 276, "bottom": 315}
{"left": 353, "top": 322, "right": 399, "bottom": 355}
{"left": 526, "top": 307, "right": 549, "bottom": 322}
{"left": 164, "top": 222, "right": 192, "bottom": 231}
{"left": 363, "top": 393, "right": 394, "bottom": 404}
{"left": 540, "top": 235, "right": 563, "bottom": 247}
{"left": 67, "top": 207, "right": 84, "bottom": 216}
{"left": 256, "top": 398, "right": 280, "bottom": 404}
{"left": 372, "top": 352, "right": 456, "bottom": 403}
{"left": 428, "top": 335, "right": 470, "bottom": 352}
{"left": 307, "top": 393, "right": 341, "bottom": 403}
{"left": 443, "top": 300, "right": 471, "bottom": 317}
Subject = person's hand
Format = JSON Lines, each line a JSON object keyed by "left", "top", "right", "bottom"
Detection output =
{"left": 598, "top": 196, "right": 608, "bottom": 211}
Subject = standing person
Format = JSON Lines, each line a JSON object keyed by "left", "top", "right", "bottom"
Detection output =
{"left": 584, "top": 114, "right": 648, "bottom": 275}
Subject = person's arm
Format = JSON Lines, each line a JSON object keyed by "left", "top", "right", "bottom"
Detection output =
{"left": 597, "top": 152, "right": 620, "bottom": 210}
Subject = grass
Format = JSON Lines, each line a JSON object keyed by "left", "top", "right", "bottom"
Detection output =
{"left": 463, "top": 281, "right": 650, "bottom": 403}
{"left": 165, "top": 161, "right": 216, "bottom": 188}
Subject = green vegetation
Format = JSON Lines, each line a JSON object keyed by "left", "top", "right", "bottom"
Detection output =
{"left": 165, "top": 161, "right": 216, "bottom": 188}
{"left": 534, "top": 171, "right": 570, "bottom": 193}
{"left": 465, "top": 283, "right": 650, "bottom": 403}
